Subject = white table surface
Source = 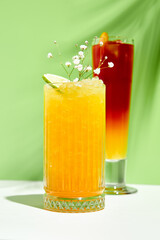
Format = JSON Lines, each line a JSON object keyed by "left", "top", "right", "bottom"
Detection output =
{"left": 0, "top": 181, "right": 160, "bottom": 240}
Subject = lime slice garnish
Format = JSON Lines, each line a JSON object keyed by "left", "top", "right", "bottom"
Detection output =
{"left": 42, "top": 74, "right": 70, "bottom": 88}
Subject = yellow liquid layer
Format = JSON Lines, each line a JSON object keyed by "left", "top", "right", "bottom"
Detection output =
{"left": 44, "top": 80, "right": 105, "bottom": 198}
{"left": 106, "top": 113, "right": 129, "bottom": 160}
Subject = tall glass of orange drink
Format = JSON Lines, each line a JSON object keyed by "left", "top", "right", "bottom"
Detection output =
{"left": 92, "top": 34, "right": 137, "bottom": 194}
{"left": 44, "top": 78, "right": 105, "bottom": 212}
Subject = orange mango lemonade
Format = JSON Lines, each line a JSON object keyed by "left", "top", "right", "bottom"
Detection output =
{"left": 44, "top": 79, "right": 105, "bottom": 198}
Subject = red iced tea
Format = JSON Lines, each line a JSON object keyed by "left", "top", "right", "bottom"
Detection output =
{"left": 92, "top": 35, "right": 134, "bottom": 159}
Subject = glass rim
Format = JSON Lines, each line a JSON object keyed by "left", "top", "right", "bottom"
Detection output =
{"left": 44, "top": 79, "right": 106, "bottom": 88}
{"left": 45, "top": 78, "right": 106, "bottom": 85}
{"left": 92, "top": 35, "right": 134, "bottom": 45}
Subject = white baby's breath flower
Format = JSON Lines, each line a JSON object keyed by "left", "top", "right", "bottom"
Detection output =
{"left": 73, "top": 78, "right": 79, "bottom": 82}
{"left": 74, "top": 65, "right": 78, "bottom": 69}
{"left": 54, "top": 41, "right": 57, "bottom": 44}
{"left": 77, "top": 64, "right": 83, "bottom": 71}
{"left": 100, "top": 41, "right": 103, "bottom": 46}
{"left": 108, "top": 62, "right": 114, "bottom": 68}
{"left": 105, "top": 56, "right": 108, "bottom": 59}
{"left": 80, "top": 45, "right": 87, "bottom": 50}
{"left": 79, "top": 55, "right": 84, "bottom": 59}
{"left": 78, "top": 51, "right": 84, "bottom": 59}
{"left": 73, "top": 59, "right": 80, "bottom": 65}
{"left": 94, "top": 68, "right": 100, "bottom": 75}
{"left": 84, "top": 66, "right": 92, "bottom": 72}
{"left": 72, "top": 55, "right": 79, "bottom": 60}
{"left": 47, "top": 53, "right": 53, "bottom": 58}
{"left": 65, "top": 61, "right": 71, "bottom": 67}
{"left": 85, "top": 40, "right": 88, "bottom": 45}
{"left": 78, "top": 51, "right": 84, "bottom": 56}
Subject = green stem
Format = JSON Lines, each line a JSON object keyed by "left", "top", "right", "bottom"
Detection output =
{"left": 61, "top": 64, "right": 70, "bottom": 79}
{"left": 69, "top": 67, "right": 75, "bottom": 79}
{"left": 79, "top": 69, "right": 86, "bottom": 78}
{"left": 79, "top": 49, "right": 90, "bottom": 79}
{"left": 85, "top": 72, "right": 93, "bottom": 79}
{"left": 100, "top": 66, "right": 109, "bottom": 70}
{"left": 79, "top": 71, "right": 82, "bottom": 81}
{"left": 98, "top": 58, "right": 107, "bottom": 68}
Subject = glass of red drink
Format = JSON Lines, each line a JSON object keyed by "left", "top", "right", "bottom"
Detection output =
{"left": 92, "top": 34, "right": 137, "bottom": 194}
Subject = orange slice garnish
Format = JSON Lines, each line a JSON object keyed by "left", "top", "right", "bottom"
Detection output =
{"left": 99, "top": 32, "right": 108, "bottom": 44}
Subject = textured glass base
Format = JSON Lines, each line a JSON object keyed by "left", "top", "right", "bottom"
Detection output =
{"left": 44, "top": 194, "right": 105, "bottom": 213}
{"left": 104, "top": 185, "right": 137, "bottom": 195}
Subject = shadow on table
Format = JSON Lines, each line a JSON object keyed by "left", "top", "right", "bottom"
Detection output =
{"left": 6, "top": 194, "right": 43, "bottom": 209}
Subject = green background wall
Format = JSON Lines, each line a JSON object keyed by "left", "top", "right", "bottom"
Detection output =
{"left": 0, "top": 0, "right": 160, "bottom": 184}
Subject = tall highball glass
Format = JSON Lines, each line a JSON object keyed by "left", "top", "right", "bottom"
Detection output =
{"left": 92, "top": 35, "right": 137, "bottom": 194}
{"left": 44, "top": 80, "right": 106, "bottom": 212}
